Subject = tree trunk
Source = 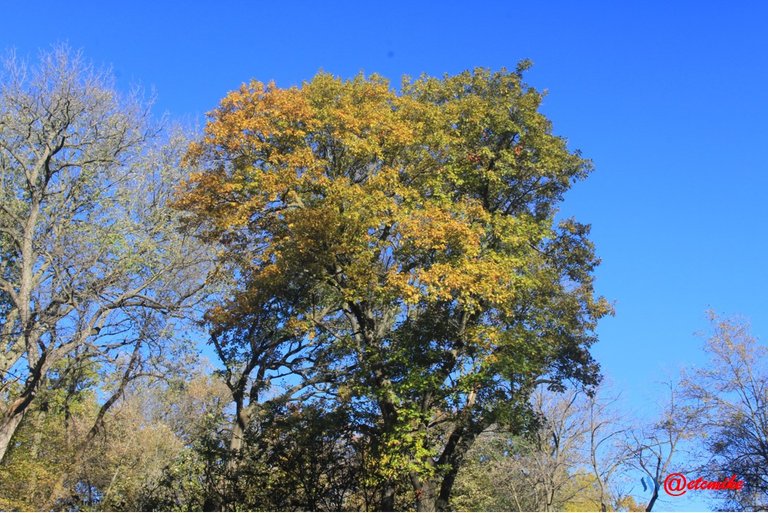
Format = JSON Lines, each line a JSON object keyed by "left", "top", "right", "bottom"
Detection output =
{"left": 380, "top": 482, "right": 397, "bottom": 511}
{"left": 435, "top": 466, "right": 459, "bottom": 511}
{"left": 211, "top": 399, "right": 252, "bottom": 512}
{"left": 433, "top": 421, "right": 479, "bottom": 511}
{"left": 644, "top": 471, "right": 660, "bottom": 512}
{"left": 374, "top": 378, "right": 399, "bottom": 512}
{"left": 229, "top": 407, "right": 248, "bottom": 455}
{"left": 645, "top": 487, "right": 658, "bottom": 512}
{"left": 416, "top": 492, "right": 437, "bottom": 511}
{"left": 0, "top": 409, "right": 25, "bottom": 463}
{"left": 0, "top": 339, "right": 49, "bottom": 464}
{"left": 411, "top": 473, "right": 436, "bottom": 511}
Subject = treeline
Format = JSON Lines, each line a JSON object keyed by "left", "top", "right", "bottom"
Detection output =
{"left": 0, "top": 48, "right": 766, "bottom": 512}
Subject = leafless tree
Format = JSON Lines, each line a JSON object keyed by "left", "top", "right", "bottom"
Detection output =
{"left": 680, "top": 312, "right": 768, "bottom": 510}
{"left": 453, "top": 385, "right": 632, "bottom": 512}
{"left": 586, "top": 389, "right": 632, "bottom": 511}
{"left": 624, "top": 382, "right": 699, "bottom": 511}
{"left": 0, "top": 47, "right": 210, "bottom": 462}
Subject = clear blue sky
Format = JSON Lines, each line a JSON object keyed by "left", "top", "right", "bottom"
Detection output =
{"left": 3, "top": 2, "right": 766, "bottom": 510}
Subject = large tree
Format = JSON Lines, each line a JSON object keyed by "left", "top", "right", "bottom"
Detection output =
{"left": 0, "top": 47, "right": 209, "bottom": 462}
{"left": 177, "top": 65, "right": 610, "bottom": 510}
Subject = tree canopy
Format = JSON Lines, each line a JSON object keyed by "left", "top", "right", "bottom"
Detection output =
{"left": 176, "top": 65, "right": 611, "bottom": 510}
{"left": 4, "top": 47, "right": 766, "bottom": 513}
{"left": 0, "top": 48, "right": 209, "bottom": 465}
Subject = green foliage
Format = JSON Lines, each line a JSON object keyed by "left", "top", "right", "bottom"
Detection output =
{"left": 1, "top": 53, "right": 615, "bottom": 512}
{"left": 0, "top": 363, "right": 98, "bottom": 511}
{"left": 177, "top": 65, "right": 610, "bottom": 508}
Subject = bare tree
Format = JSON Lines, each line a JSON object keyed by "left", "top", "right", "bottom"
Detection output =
{"left": 681, "top": 312, "right": 768, "bottom": 510}
{"left": 530, "top": 387, "right": 632, "bottom": 511}
{"left": 530, "top": 388, "right": 593, "bottom": 511}
{"left": 586, "top": 390, "right": 632, "bottom": 511}
{"left": 0, "top": 47, "right": 209, "bottom": 462}
{"left": 625, "top": 382, "right": 699, "bottom": 511}
{"left": 452, "top": 385, "right": 632, "bottom": 512}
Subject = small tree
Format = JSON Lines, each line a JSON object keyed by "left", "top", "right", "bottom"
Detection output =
{"left": 586, "top": 390, "right": 632, "bottom": 512}
{"left": 452, "top": 386, "right": 630, "bottom": 512}
{"left": 624, "top": 382, "right": 699, "bottom": 512}
{"left": 681, "top": 313, "right": 768, "bottom": 510}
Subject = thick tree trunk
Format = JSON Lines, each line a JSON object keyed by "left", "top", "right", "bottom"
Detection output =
{"left": 645, "top": 470, "right": 660, "bottom": 511}
{"left": 435, "top": 466, "right": 459, "bottom": 511}
{"left": 0, "top": 409, "right": 25, "bottom": 463}
{"left": 380, "top": 482, "right": 397, "bottom": 511}
{"left": 210, "top": 398, "right": 253, "bottom": 512}
{"left": 229, "top": 407, "right": 248, "bottom": 455}
{"left": 432, "top": 420, "right": 480, "bottom": 511}
{"left": 411, "top": 473, "right": 437, "bottom": 512}
{"left": 0, "top": 385, "right": 39, "bottom": 464}
{"left": 373, "top": 372, "right": 400, "bottom": 512}
{"left": 415, "top": 493, "right": 437, "bottom": 511}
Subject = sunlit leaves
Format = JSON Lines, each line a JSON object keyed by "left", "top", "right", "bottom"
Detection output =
{"left": 177, "top": 66, "right": 609, "bottom": 507}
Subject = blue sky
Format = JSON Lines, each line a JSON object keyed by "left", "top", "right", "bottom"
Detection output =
{"left": 3, "top": 2, "right": 766, "bottom": 510}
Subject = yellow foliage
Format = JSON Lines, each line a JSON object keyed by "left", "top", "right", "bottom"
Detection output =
{"left": 175, "top": 68, "right": 609, "bottom": 491}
